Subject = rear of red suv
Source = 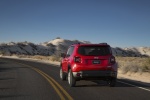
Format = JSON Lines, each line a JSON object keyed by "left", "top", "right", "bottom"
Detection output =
{"left": 60, "top": 43, "right": 117, "bottom": 87}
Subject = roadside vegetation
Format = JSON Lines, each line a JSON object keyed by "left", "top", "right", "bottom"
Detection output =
{"left": 1, "top": 54, "right": 150, "bottom": 74}
{"left": 116, "top": 57, "right": 150, "bottom": 74}
{"left": 29, "top": 56, "right": 150, "bottom": 74}
{"left": 17, "top": 55, "right": 61, "bottom": 62}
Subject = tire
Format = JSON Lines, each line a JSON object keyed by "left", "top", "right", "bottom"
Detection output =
{"left": 107, "top": 78, "right": 116, "bottom": 87}
{"left": 60, "top": 67, "right": 66, "bottom": 81}
{"left": 68, "top": 69, "right": 76, "bottom": 87}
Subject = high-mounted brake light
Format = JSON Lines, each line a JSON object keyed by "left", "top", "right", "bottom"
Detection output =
{"left": 74, "top": 57, "right": 81, "bottom": 63}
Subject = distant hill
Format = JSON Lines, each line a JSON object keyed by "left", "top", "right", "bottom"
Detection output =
{"left": 0, "top": 38, "right": 150, "bottom": 57}
{"left": 111, "top": 47, "right": 150, "bottom": 57}
{"left": 0, "top": 38, "right": 90, "bottom": 56}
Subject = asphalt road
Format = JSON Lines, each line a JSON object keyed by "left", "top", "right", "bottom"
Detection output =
{"left": 0, "top": 58, "right": 150, "bottom": 100}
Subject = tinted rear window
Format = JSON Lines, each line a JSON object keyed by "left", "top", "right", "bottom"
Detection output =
{"left": 78, "top": 46, "right": 111, "bottom": 56}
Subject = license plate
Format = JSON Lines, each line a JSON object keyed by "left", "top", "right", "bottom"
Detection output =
{"left": 93, "top": 60, "right": 100, "bottom": 64}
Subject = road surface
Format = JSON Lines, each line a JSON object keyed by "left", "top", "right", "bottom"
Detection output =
{"left": 0, "top": 58, "right": 150, "bottom": 100}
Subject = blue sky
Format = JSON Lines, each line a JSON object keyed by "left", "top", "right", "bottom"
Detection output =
{"left": 0, "top": 0, "right": 150, "bottom": 47}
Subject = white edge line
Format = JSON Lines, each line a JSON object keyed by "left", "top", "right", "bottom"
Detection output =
{"left": 117, "top": 80, "right": 150, "bottom": 92}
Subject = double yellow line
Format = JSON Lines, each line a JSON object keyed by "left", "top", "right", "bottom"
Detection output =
{"left": 17, "top": 62, "right": 73, "bottom": 100}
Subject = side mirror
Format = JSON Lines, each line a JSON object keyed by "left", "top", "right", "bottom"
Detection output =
{"left": 61, "top": 53, "right": 66, "bottom": 58}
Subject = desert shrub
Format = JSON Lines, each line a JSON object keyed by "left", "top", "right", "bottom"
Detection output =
{"left": 116, "top": 57, "right": 149, "bottom": 74}
{"left": 143, "top": 58, "right": 150, "bottom": 72}
{"left": 32, "top": 55, "right": 47, "bottom": 60}
{"left": 15, "top": 54, "right": 61, "bottom": 62}
{"left": 0, "top": 51, "right": 4, "bottom": 55}
{"left": 49, "top": 55, "right": 61, "bottom": 62}
{"left": 120, "top": 62, "right": 140, "bottom": 74}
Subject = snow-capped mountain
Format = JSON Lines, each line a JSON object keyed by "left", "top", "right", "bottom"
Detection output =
{"left": 0, "top": 41, "right": 51, "bottom": 56}
{"left": 0, "top": 38, "right": 90, "bottom": 56}
{"left": 0, "top": 38, "right": 150, "bottom": 57}
{"left": 111, "top": 47, "right": 150, "bottom": 57}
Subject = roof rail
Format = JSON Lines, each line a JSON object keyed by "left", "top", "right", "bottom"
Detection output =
{"left": 99, "top": 43, "right": 108, "bottom": 45}
{"left": 72, "top": 42, "right": 81, "bottom": 45}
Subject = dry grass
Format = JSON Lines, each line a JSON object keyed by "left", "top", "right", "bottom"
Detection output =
{"left": 18, "top": 55, "right": 61, "bottom": 62}
{"left": 116, "top": 57, "right": 150, "bottom": 74}
{"left": 6, "top": 54, "right": 150, "bottom": 74}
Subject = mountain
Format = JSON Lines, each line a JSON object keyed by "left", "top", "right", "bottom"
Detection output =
{"left": 112, "top": 47, "right": 150, "bottom": 57}
{"left": 0, "top": 38, "right": 150, "bottom": 57}
{"left": 0, "top": 38, "right": 90, "bottom": 56}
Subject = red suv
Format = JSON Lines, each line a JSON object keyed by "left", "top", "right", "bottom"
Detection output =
{"left": 60, "top": 43, "right": 117, "bottom": 87}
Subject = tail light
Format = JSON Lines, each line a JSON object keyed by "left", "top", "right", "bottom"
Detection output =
{"left": 110, "top": 56, "right": 116, "bottom": 64}
{"left": 74, "top": 57, "right": 81, "bottom": 63}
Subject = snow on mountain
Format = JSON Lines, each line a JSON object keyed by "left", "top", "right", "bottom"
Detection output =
{"left": 112, "top": 47, "right": 150, "bottom": 57}
{"left": 0, "top": 38, "right": 90, "bottom": 56}
{"left": 41, "top": 38, "right": 91, "bottom": 54}
{"left": 0, "top": 38, "right": 150, "bottom": 57}
{"left": 47, "top": 38, "right": 90, "bottom": 46}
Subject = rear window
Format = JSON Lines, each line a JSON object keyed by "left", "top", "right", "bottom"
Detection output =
{"left": 78, "top": 46, "right": 111, "bottom": 56}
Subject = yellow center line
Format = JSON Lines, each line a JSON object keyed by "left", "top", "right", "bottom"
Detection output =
{"left": 35, "top": 68, "right": 73, "bottom": 100}
{"left": 32, "top": 68, "right": 65, "bottom": 100}
{"left": 15, "top": 62, "right": 73, "bottom": 100}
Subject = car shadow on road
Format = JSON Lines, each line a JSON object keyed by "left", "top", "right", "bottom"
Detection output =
{"left": 75, "top": 83, "right": 106, "bottom": 87}
{"left": 75, "top": 80, "right": 110, "bottom": 87}
{"left": 75, "top": 79, "right": 150, "bottom": 88}
{"left": 116, "top": 78, "right": 150, "bottom": 87}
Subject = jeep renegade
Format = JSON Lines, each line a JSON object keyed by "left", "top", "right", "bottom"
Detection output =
{"left": 60, "top": 43, "right": 117, "bottom": 87}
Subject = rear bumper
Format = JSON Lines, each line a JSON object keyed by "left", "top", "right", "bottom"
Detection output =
{"left": 73, "top": 70, "right": 117, "bottom": 80}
